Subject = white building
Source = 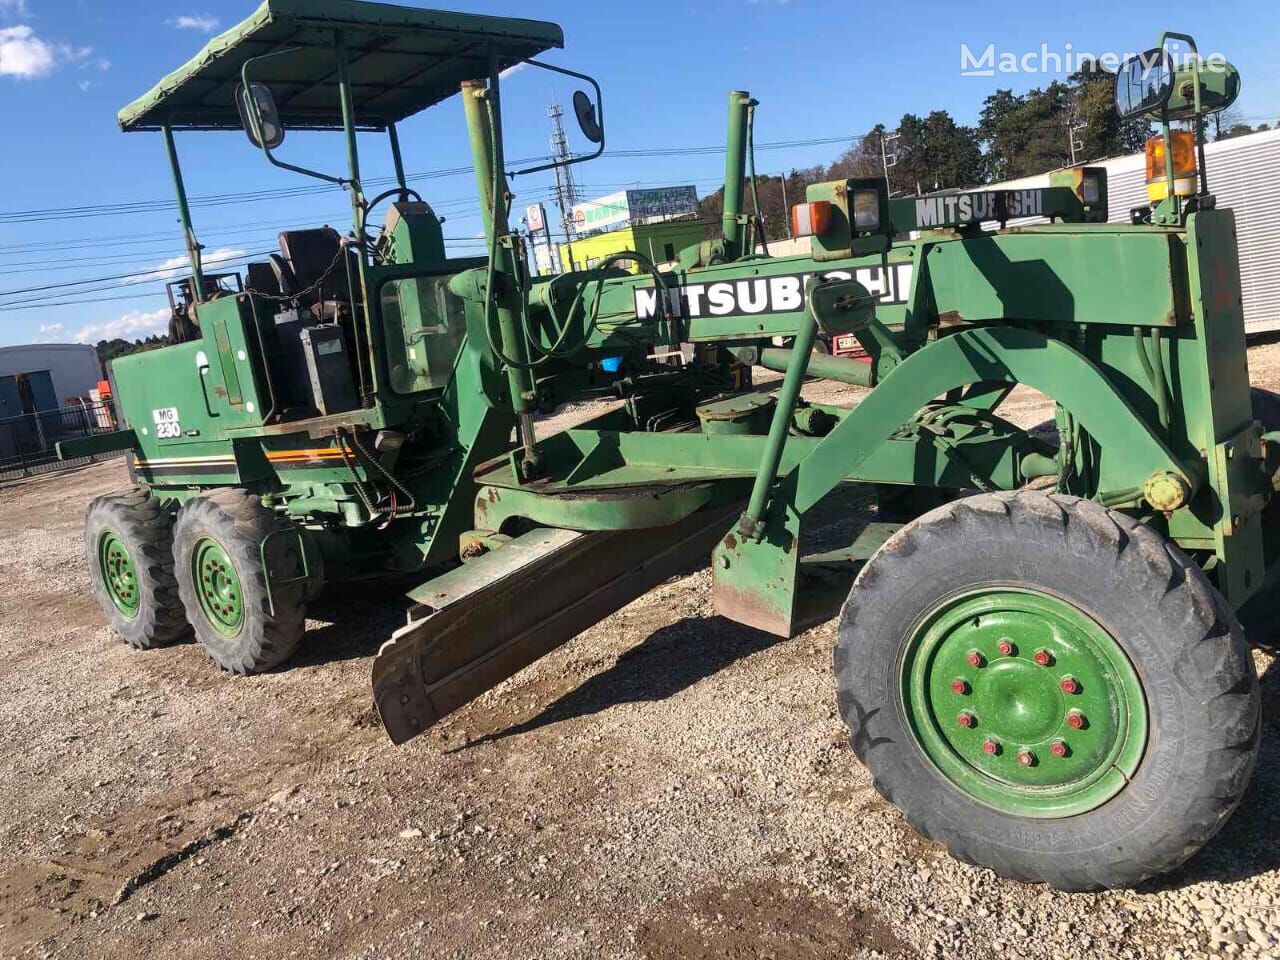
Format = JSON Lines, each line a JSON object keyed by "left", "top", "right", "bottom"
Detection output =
{"left": 0, "top": 343, "right": 101, "bottom": 419}
{"left": 989, "top": 128, "right": 1280, "bottom": 333}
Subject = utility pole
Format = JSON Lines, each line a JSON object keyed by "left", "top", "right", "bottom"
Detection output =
{"left": 1067, "top": 105, "right": 1087, "bottom": 165}
{"left": 780, "top": 174, "right": 791, "bottom": 237}
{"left": 880, "top": 130, "right": 901, "bottom": 196}
{"left": 548, "top": 102, "right": 580, "bottom": 271}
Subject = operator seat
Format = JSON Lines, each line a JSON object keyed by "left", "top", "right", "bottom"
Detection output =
{"left": 270, "top": 227, "right": 355, "bottom": 317}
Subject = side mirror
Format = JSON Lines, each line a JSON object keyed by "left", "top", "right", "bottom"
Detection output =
{"left": 1115, "top": 48, "right": 1174, "bottom": 119}
{"left": 572, "top": 89, "right": 603, "bottom": 144}
{"left": 235, "top": 81, "right": 285, "bottom": 150}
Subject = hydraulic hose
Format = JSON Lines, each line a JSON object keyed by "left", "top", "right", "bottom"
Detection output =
{"left": 746, "top": 100, "right": 769, "bottom": 257}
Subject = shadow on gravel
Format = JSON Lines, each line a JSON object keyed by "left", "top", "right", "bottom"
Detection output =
{"left": 452, "top": 615, "right": 785, "bottom": 751}
{"left": 1146, "top": 653, "right": 1280, "bottom": 890}
{"left": 290, "top": 580, "right": 414, "bottom": 669}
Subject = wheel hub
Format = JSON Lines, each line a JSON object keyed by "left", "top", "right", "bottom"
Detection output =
{"left": 99, "top": 531, "right": 139, "bottom": 617}
{"left": 192, "top": 537, "right": 244, "bottom": 637}
{"left": 901, "top": 588, "right": 1148, "bottom": 818}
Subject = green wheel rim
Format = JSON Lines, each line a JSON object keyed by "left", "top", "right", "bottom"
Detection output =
{"left": 192, "top": 537, "right": 244, "bottom": 637}
{"left": 900, "top": 588, "right": 1148, "bottom": 819}
{"left": 99, "top": 531, "right": 140, "bottom": 618}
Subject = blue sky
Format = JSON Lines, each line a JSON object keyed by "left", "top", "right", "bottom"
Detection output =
{"left": 1, "top": 0, "right": 1277, "bottom": 347}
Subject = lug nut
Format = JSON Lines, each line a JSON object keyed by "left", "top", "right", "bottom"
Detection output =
{"left": 982, "top": 738, "right": 1001, "bottom": 756}
{"left": 1033, "top": 649, "right": 1053, "bottom": 666}
{"left": 951, "top": 679, "right": 970, "bottom": 695}
{"left": 1017, "top": 749, "right": 1036, "bottom": 767}
{"left": 1061, "top": 676, "right": 1081, "bottom": 694}
{"left": 1066, "top": 710, "right": 1087, "bottom": 729}
{"left": 957, "top": 711, "right": 977, "bottom": 728}
{"left": 966, "top": 650, "right": 985, "bottom": 668}
{"left": 1050, "top": 740, "right": 1070, "bottom": 758}
{"left": 997, "top": 639, "right": 1015, "bottom": 657}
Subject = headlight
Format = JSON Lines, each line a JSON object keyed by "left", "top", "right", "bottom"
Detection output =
{"left": 1081, "top": 174, "right": 1101, "bottom": 205}
{"left": 852, "top": 189, "right": 881, "bottom": 232}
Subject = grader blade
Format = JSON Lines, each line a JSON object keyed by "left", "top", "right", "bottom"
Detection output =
{"left": 372, "top": 504, "right": 739, "bottom": 745}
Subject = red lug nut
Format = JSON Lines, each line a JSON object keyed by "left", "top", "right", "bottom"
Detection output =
{"left": 966, "top": 650, "right": 985, "bottom": 668}
{"left": 1017, "top": 749, "right": 1036, "bottom": 767}
{"left": 997, "top": 639, "right": 1015, "bottom": 657}
{"left": 957, "top": 711, "right": 976, "bottom": 728}
{"left": 1033, "top": 649, "right": 1053, "bottom": 666}
{"left": 951, "top": 679, "right": 970, "bottom": 695}
{"left": 1066, "top": 710, "right": 1087, "bottom": 730}
{"left": 1050, "top": 740, "right": 1069, "bottom": 758}
{"left": 1060, "top": 676, "right": 1081, "bottom": 694}
{"left": 982, "top": 739, "right": 1001, "bottom": 756}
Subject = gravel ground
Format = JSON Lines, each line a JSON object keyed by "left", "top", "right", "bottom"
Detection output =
{"left": 2, "top": 347, "right": 1279, "bottom": 960}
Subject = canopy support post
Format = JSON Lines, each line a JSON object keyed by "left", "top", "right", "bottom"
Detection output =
{"left": 334, "top": 29, "right": 364, "bottom": 234}
{"left": 388, "top": 123, "right": 408, "bottom": 192}
{"left": 162, "top": 123, "right": 204, "bottom": 302}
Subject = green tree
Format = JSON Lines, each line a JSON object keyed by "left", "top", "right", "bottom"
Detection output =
{"left": 978, "top": 82, "right": 1075, "bottom": 181}
{"left": 892, "top": 111, "right": 985, "bottom": 193}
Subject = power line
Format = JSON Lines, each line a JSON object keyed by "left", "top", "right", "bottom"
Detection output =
{"left": 0, "top": 132, "right": 867, "bottom": 226}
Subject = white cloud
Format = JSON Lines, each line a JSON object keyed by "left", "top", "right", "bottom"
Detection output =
{"left": 77, "top": 78, "right": 90, "bottom": 92}
{"left": 0, "top": 25, "right": 92, "bottom": 79}
{"left": 34, "top": 322, "right": 66, "bottom": 343}
{"left": 499, "top": 61, "right": 528, "bottom": 79}
{"left": 0, "top": 25, "right": 55, "bottom": 77}
{"left": 168, "top": 15, "right": 220, "bottom": 33}
{"left": 67, "top": 308, "right": 170, "bottom": 344}
{"left": 125, "top": 247, "right": 248, "bottom": 286}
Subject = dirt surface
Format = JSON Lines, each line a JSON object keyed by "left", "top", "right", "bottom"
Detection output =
{"left": 3, "top": 347, "right": 1280, "bottom": 960}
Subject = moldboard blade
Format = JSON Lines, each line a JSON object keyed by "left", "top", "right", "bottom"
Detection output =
{"left": 371, "top": 504, "right": 738, "bottom": 745}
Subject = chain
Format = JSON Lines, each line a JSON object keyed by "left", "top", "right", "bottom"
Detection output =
{"left": 247, "top": 236, "right": 350, "bottom": 304}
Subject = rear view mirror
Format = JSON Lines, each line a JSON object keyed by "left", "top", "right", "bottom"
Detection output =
{"left": 235, "top": 81, "right": 285, "bottom": 150}
{"left": 1115, "top": 48, "right": 1173, "bottom": 119}
{"left": 573, "top": 89, "right": 602, "bottom": 144}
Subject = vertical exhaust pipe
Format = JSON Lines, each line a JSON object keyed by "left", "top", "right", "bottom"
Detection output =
{"left": 721, "top": 91, "right": 752, "bottom": 260}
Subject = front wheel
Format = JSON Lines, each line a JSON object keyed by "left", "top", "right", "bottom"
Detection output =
{"left": 835, "top": 491, "right": 1260, "bottom": 890}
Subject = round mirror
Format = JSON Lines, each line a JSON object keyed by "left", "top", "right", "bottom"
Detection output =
{"left": 572, "top": 89, "right": 602, "bottom": 144}
{"left": 1115, "top": 48, "right": 1174, "bottom": 119}
{"left": 234, "top": 81, "right": 285, "bottom": 150}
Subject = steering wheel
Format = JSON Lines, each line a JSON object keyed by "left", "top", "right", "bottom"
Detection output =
{"left": 362, "top": 186, "right": 424, "bottom": 223}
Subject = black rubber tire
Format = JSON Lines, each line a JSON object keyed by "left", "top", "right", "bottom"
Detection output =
{"left": 84, "top": 487, "right": 189, "bottom": 649}
{"left": 835, "top": 491, "right": 1260, "bottom": 890}
{"left": 1236, "top": 388, "right": 1280, "bottom": 652}
{"left": 172, "top": 488, "right": 306, "bottom": 673}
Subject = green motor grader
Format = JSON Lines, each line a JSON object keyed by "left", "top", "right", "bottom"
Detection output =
{"left": 68, "top": 3, "right": 1271, "bottom": 890}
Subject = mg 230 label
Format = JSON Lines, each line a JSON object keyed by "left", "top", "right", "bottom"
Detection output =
{"left": 152, "top": 407, "right": 181, "bottom": 439}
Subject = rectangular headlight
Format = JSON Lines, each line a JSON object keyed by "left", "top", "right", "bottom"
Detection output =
{"left": 1081, "top": 174, "right": 1101, "bottom": 205}
{"left": 852, "top": 189, "right": 881, "bottom": 232}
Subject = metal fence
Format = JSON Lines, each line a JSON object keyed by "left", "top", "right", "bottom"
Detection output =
{"left": 0, "top": 400, "right": 124, "bottom": 482}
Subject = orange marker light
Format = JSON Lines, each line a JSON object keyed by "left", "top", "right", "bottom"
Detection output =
{"left": 1145, "top": 131, "right": 1197, "bottom": 202}
{"left": 791, "top": 200, "right": 833, "bottom": 238}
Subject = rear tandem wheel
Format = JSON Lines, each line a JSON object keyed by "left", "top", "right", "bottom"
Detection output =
{"left": 172, "top": 488, "right": 308, "bottom": 673}
{"left": 83, "top": 486, "right": 189, "bottom": 650}
{"left": 835, "top": 491, "right": 1260, "bottom": 890}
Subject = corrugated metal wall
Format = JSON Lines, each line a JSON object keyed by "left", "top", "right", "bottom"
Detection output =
{"left": 988, "top": 129, "right": 1280, "bottom": 331}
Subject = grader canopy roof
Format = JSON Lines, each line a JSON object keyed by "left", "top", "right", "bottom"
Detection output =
{"left": 118, "top": 0, "right": 564, "bottom": 132}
